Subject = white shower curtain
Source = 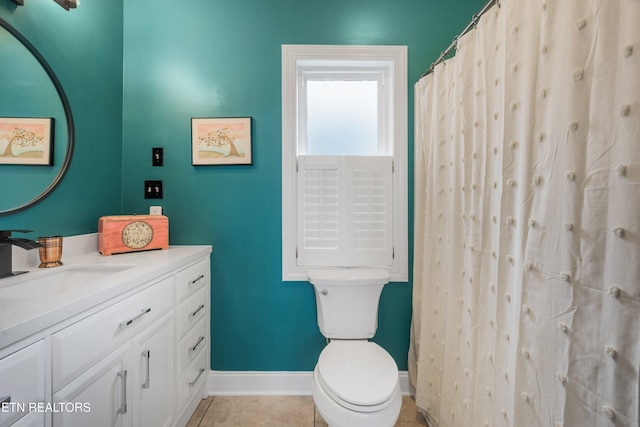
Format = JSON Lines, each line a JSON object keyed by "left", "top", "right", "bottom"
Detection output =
{"left": 410, "top": 0, "right": 640, "bottom": 426}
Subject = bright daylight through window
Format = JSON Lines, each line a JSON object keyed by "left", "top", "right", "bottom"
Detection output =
{"left": 306, "top": 80, "right": 379, "bottom": 156}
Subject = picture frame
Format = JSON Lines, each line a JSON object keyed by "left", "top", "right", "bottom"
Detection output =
{"left": 0, "top": 117, "right": 54, "bottom": 166}
{"left": 191, "top": 117, "right": 252, "bottom": 165}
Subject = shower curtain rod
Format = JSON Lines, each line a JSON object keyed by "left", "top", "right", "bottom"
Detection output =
{"left": 422, "top": 0, "right": 500, "bottom": 77}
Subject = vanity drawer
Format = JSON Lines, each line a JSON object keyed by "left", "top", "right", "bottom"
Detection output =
{"left": 176, "top": 287, "right": 207, "bottom": 340}
{"left": 177, "top": 318, "right": 207, "bottom": 375}
{"left": 0, "top": 340, "right": 45, "bottom": 427}
{"left": 177, "top": 346, "right": 208, "bottom": 412}
{"left": 51, "top": 276, "right": 174, "bottom": 391}
{"left": 176, "top": 260, "right": 207, "bottom": 303}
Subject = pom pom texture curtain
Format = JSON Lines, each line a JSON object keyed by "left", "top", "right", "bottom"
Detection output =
{"left": 410, "top": 0, "right": 640, "bottom": 425}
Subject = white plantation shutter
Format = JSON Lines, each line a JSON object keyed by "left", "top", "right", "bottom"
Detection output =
{"left": 347, "top": 157, "right": 393, "bottom": 265}
{"left": 297, "top": 156, "right": 341, "bottom": 266}
{"left": 297, "top": 156, "right": 393, "bottom": 267}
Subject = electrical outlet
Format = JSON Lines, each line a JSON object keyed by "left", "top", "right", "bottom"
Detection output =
{"left": 144, "top": 180, "right": 163, "bottom": 199}
{"left": 152, "top": 147, "right": 164, "bottom": 166}
{"left": 149, "top": 206, "right": 163, "bottom": 215}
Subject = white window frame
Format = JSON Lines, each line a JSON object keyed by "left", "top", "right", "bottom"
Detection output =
{"left": 282, "top": 44, "right": 408, "bottom": 282}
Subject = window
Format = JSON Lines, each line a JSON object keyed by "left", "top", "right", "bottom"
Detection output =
{"left": 306, "top": 80, "right": 379, "bottom": 156}
{"left": 282, "top": 45, "right": 408, "bottom": 282}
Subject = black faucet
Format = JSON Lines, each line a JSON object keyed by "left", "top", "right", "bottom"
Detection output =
{"left": 0, "top": 230, "right": 42, "bottom": 278}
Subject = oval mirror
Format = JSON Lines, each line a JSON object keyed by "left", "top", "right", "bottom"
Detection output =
{"left": 0, "top": 17, "right": 74, "bottom": 216}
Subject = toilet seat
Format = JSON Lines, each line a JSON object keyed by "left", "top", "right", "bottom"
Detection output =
{"left": 316, "top": 340, "right": 399, "bottom": 413}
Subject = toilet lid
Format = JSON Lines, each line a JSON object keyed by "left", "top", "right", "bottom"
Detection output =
{"left": 317, "top": 341, "right": 399, "bottom": 407}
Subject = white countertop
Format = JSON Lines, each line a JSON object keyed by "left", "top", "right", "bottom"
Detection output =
{"left": 0, "top": 245, "right": 212, "bottom": 350}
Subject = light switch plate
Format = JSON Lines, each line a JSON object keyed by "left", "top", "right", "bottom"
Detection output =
{"left": 144, "top": 180, "right": 163, "bottom": 199}
{"left": 152, "top": 147, "right": 164, "bottom": 166}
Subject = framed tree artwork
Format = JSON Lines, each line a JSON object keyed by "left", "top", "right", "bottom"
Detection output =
{"left": 191, "top": 117, "right": 252, "bottom": 165}
{"left": 0, "top": 117, "right": 54, "bottom": 165}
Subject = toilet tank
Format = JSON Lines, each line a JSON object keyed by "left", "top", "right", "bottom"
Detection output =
{"left": 308, "top": 269, "right": 390, "bottom": 339}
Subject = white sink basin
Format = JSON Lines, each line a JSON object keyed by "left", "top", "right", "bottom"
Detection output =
{"left": 0, "top": 265, "right": 134, "bottom": 297}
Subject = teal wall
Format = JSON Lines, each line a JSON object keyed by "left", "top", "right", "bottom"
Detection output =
{"left": 0, "top": 0, "right": 485, "bottom": 372}
{"left": 0, "top": 0, "right": 123, "bottom": 236}
{"left": 122, "top": 0, "right": 485, "bottom": 371}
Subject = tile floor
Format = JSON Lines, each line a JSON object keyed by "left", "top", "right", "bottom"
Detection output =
{"left": 187, "top": 395, "right": 428, "bottom": 427}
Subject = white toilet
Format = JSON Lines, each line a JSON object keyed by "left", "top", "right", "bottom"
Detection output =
{"left": 308, "top": 269, "right": 402, "bottom": 427}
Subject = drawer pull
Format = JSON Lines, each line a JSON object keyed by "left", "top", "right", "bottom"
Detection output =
{"left": 141, "top": 350, "right": 151, "bottom": 389}
{"left": 190, "top": 335, "right": 205, "bottom": 353}
{"left": 190, "top": 274, "right": 205, "bottom": 286}
{"left": 120, "top": 307, "right": 151, "bottom": 327}
{"left": 116, "top": 370, "right": 127, "bottom": 414}
{"left": 188, "top": 368, "right": 205, "bottom": 387}
{"left": 1, "top": 396, "right": 10, "bottom": 405}
{"left": 190, "top": 304, "right": 206, "bottom": 318}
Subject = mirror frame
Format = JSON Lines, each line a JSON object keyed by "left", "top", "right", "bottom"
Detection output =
{"left": 0, "top": 17, "right": 75, "bottom": 216}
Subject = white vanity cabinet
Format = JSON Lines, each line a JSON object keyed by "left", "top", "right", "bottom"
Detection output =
{"left": 173, "top": 259, "right": 210, "bottom": 424}
{"left": 0, "top": 245, "right": 211, "bottom": 427}
{"left": 51, "top": 275, "right": 175, "bottom": 392}
{"left": 52, "top": 313, "right": 176, "bottom": 427}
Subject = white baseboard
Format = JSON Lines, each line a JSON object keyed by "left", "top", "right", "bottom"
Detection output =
{"left": 207, "top": 370, "right": 411, "bottom": 396}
